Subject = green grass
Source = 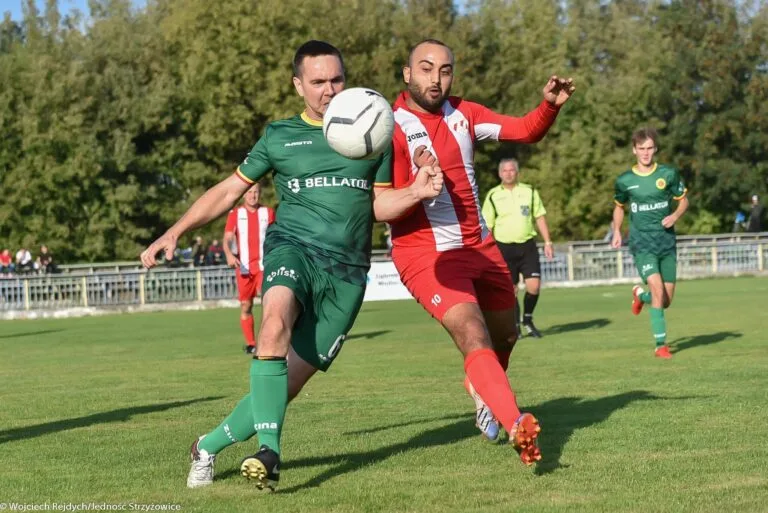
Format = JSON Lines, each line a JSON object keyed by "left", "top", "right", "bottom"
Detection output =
{"left": 1, "top": 277, "right": 767, "bottom": 512}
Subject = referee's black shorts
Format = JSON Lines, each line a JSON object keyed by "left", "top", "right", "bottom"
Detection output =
{"left": 495, "top": 238, "right": 541, "bottom": 285}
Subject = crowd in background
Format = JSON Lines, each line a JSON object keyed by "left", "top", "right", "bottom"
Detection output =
{"left": 165, "top": 236, "right": 227, "bottom": 268}
{"left": 0, "top": 245, "right": 59, "bottom": 276}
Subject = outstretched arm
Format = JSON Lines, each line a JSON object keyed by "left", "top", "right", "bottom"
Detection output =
{"left": 141, "top": 172, "right": 251, "bottom": 268}
{"left": 474, "top": 76, "right": 576, "bottom": 144}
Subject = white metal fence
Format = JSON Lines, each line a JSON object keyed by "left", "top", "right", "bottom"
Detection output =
{"left": 0, "top": 268, "right": 237, "bottom": 311}
{"left": 1, "top": 241, "right": 766, "bottom": 312}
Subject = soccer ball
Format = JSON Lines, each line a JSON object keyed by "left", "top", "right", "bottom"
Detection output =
{"left": 323, "top": 87, "right": 394, "bottom": 160}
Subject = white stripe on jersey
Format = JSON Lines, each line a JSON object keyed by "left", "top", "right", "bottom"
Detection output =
{"left": 257, "top": 207, "right": 269, "bottom": 271}
{"left": 394, "top": 107, "right": 463, "bottom": 252}
{"left": 475, "top": 122, "right": 502, "bottom": 141}
{"left": 237, "top": 207, "right": 251, "bottom": 275}
{"left": 441, "top": 102, "right": 490, "bottom": 241}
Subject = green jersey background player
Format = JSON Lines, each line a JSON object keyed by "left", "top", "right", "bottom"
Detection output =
{"left": 611, "top": 127, "right": 689, "bottom": 359}
{"left": 140, "top": 40, "right": 443, "bottom": 490}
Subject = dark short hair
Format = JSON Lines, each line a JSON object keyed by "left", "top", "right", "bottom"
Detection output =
{"left": 293, "top": 40, "right": 345, "bottom": 78}
{"left": 632, "top": 127, "right": 659, "bottom": 147}
{"left": 407, "top": 38, "right": 453, "bottom": 66}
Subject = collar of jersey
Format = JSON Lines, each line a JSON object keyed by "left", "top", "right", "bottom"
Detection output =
{"left": 631, "top": 162, "right": 657, "bottom": 176}
{"left": 301, "top": 112, "right": 323, "bottom": 127}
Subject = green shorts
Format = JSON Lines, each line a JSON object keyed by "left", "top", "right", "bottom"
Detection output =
{"left": 633, "top": 252, "right": 677, "bottom": 284}
{"left": 261, "top": 244, "right": 365, "bottom": 372}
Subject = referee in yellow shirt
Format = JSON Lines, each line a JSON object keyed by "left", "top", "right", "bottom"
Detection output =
{"left": 482, "top": 159, "right": 554, "bottom": 338}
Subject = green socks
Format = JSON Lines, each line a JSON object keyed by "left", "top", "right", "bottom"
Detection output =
{"left": 250, "top": 358, "right": 288, "bottom": 455}
{"left": 198, "top": 394, "right": 256, "bottom": 455}
{"left": 639, "top": 290, "right": 652, "bottom": 304}
{"left": 650, "top": 307, "right": 666, "bottom": 347}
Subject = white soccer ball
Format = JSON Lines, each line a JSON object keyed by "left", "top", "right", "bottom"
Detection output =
{"left": 323, "top": 87, "right": 394, "bottom": 160}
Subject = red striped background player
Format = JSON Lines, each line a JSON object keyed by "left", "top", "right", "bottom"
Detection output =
{"left": 386, "top": 39, "right": 574, "bottom": 464}
{"left": 223, "top": 180, "right": 275, "bottom": 353}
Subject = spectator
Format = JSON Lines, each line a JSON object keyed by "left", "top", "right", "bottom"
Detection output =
{"left": 192, "top": 236, "right": 207, "bottom": 266}
{"left": 0, "top": 249, "right": 13, "bottom": 275}
{"left": 15, "top": 247, "right": 33, "bottom": 274}
{"left": 36, "top": 245, "right": 58, "bottom": 274}
{"left": 733, "top": 211, "right": 746, "bottom": 232}
{"left": 206, "top": 239, "right": 225, "bottom": 266}
{"left": 746, "top": 194, "right": 764, "bottom": 233}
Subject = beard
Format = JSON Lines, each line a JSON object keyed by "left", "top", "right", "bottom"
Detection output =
{"left": 407, "top": 81, "right": 448, "bottom": 113}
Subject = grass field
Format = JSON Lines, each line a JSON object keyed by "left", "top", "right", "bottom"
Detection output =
{"left": 1, "top": 277, "right": 767, "bottom": 512}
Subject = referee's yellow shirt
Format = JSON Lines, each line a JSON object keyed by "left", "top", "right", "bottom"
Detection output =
{"left": 482, "top": 183, "right": 546, "bottom": 244}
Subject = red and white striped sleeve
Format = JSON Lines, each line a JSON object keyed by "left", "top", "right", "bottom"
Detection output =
{"left": 469, "top": 100, "right": 560, "bottom": 143}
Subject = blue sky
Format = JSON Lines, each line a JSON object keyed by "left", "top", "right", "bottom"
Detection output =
{"left": 2, "top": 0, "right": 147, "bottom": 20}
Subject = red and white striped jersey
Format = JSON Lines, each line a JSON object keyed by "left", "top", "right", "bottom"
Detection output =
{"left": 390, "top": 91, "right": 559, "bottom": 251}
{"left": 225, "top": 205, "right": 275, "bottom": 273}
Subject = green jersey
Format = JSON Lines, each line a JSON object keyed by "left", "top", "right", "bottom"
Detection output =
{"left": 613, "top": 163, "right": 687, "bottom": 256}
{"left": 237, "top": 112, "right": 392, "bottom": 285}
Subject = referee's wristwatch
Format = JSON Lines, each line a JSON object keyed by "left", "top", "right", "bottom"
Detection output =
{"left": 544, "top": 241, "right": 553, "bottom": 246}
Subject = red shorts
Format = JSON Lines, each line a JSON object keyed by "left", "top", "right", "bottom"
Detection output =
{"left": 236, "top": 269, "right": 263, "bottom": 301}
{"left": 391, "top": 237, "right": 516, "bottom": 321}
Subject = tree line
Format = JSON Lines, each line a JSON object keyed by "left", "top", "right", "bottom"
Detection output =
{"left": 0, "top": 0, "right": 766, "bottom": 262}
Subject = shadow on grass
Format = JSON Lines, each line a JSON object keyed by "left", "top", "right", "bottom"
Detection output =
{"left": 0, "top": 329, "right": 64, "bottom": 339}
{"left": 280, "top": 415, "right": 477, "bottom": 493}
{"left": 544, "top": 318, "right": 611, "bottom": 336}
{"left": 346, "top": 330, "right": 392, "bottom": 341}
{"left": 669, "top": 331, "right": 742, "bottom": 354}
{"left": 0, "top": 396, "right": 224, "bottom": 445}
{"left": 342, "top": 412, "right": 469, "bottom": 436}
{"left": 217, "top": 391, "right": 696, "bottom": 490}
{"left": 532, "top": 391, "right": 667, "bottom": 475}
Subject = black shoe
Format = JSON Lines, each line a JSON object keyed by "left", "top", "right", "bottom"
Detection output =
{"left": 523, "top": 321, "right": 543, "bottom": 339}
{"left": 244, "top": 345, "right": 255, "bottom": 354}
{"left": 240, "top": 445, "right": 280, "bottom": 491}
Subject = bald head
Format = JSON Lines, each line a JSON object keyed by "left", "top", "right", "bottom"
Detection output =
{"left": 407, "top": 39, "right": 454, "bottom": 67}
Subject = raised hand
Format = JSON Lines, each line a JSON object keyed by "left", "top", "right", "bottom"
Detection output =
{"left": 542, "top": 75, "right": 576, "bottom": 107}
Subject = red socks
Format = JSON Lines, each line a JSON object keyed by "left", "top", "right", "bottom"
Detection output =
{"left": 464, "top": 348, "right": 511, "bottom": 394}
{"left": 463, "top": 348, "right": 521, "bottom": 434}
{"left": 240, "top": 316, "right": 256, "bottom": 347}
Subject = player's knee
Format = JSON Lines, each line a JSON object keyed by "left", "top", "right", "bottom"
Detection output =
{"left": 258, "top": 313, "right": 291, "bottom": 352}
{"left": 494, "top": 333, "right": 517, "bottom": 353}
{"left": 240, "top": 301, "right": 254, "bottom": 315}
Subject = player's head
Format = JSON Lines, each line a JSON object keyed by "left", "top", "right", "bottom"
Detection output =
{"left": 631, "top": 127, "right": 659, "bottom": 167}
{"left": 403, "top": 39, "right": 454, "bottom": 113}
{"left": 292, "top": 40, "right": 346, "bottom": 121}
{"left": 498, "top": 159, "right": 519, "bottom": 185}
{"left": 243, "top": 180, "right": 263, "bottom": 208}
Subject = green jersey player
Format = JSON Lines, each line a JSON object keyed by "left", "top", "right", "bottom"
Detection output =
{"left": 141, "top": 40, "right": 443, "bottom": 490}
{"left": 612, "top": 128, "right": 689, "bottom": 359}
